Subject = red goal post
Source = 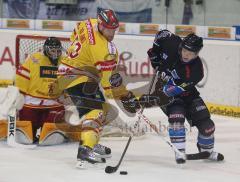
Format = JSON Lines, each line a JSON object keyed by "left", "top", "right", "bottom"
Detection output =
{"left": 15, "top": 35, "right": 71, "bottom": 68}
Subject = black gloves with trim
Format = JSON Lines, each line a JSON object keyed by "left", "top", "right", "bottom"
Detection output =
{"left": 120, "top": 92, "right": 140, "bottom": 113}
{"left": 147, "top": 48, "right": 162, "bottom": 70}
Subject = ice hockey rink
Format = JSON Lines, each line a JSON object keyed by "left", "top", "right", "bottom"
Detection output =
{"left": 0, "top": 108, "right": 240, "bottom": 182}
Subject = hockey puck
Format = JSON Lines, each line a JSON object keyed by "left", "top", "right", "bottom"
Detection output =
{"left": 120, "top": 171, "right": 128, "bottom": 175}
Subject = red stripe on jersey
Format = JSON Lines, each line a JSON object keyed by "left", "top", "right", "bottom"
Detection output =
{"left": 103, "top": 86, "right": 112, "bottom": 90}
{"left": 18, "top": 65, "right": 30, "bottom": 73}
{"left": 185, "top": 65, "right": 190, "bottom": 79}
{"left": 58, "top": 62, "right": 83, "bottom": 75}
{"left": 81, "top": 127, "right": 100, "bottom": 134}
{"left": 16, "top": 71, "right": 30, "bottom": 80}
{"left": 94, "top": 60, "right": 117, "bottom": 71}
{"left": 24, "top": 104, "right": 63, "bottom": 109}
{"left": 25, "top": 93, "right": 60, "bottom": 100}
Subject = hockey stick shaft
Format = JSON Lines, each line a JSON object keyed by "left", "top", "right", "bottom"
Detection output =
{"left": 137, "top": 112, "right": 210, "bottom": 160}
{"left": 139, "top": 69, "right": 159, "bottom": 115}
{"left": 105, "top": 136, "right": 132, "bottom": 173}
{"left": 115, "top": 136, "right": 132, "bottom": 168}
{"left": 135, "top": 69, "right": 160, "bottom": 129}
{"left": 137, "top": 111, "right": 185, "bottom": 158}
{"left": 105, "top": 69, "right": 160, "bottom": 173}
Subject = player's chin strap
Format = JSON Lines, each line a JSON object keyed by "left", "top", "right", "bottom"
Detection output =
{"left": 136, "top": 110, "right": 186, "bottom": 160}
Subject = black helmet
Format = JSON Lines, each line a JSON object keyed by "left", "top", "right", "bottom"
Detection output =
{"left": 181, "top": 33, "right": 203, "bottom": 52}
{"left": 43, "top": 37, "right": 62, "bottom": 66}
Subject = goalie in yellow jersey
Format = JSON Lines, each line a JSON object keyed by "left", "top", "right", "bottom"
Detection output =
{"left": 58, "top": 9, "right": 140, "bottom": 168}
{"left": 15, "top": 37, "right": 68, "bottom": 145}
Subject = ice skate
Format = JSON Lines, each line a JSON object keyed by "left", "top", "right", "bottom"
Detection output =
{"left": 76, "top": 145, "right": 106, "bottom": 169}
{"left": 93, "top": 143, "right": 112, "bottom": 159}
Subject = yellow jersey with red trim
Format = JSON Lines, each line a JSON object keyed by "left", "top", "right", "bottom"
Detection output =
{"left": 58, "top": 18, "right": 128, "bottom": 99}
{"left": 15, "top": 52, "right": 64, "bottom": 108}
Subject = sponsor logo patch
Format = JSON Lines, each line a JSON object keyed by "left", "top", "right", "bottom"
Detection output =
{"left": 40, "top": 66, "right": 58, "bottom": 78}
{"left": 86, "top": 19, "right": 95, "bottom": 45}
{"left": 109, "top": 73, "right": 122, "bottom": 87}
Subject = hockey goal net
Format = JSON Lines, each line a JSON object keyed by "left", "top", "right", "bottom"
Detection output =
{"left": 15, "top": 34, "right": 145, "bottom": 138}
{"left": 15, "top": 35, "right": 71, "bottom": 68}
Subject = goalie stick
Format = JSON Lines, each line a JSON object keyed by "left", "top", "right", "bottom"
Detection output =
{"left": 7, "top": 107, "right": 36, "bottom": 149}
{"left": 137, "top": 111, "right": 210, "bottom": 160}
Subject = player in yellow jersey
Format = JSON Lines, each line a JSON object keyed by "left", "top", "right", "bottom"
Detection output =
{"left": 58, "top": 9, "right": 140, "bottom": 168}
{"left": 15, "top": 37, "right": 66, "bottom": 144}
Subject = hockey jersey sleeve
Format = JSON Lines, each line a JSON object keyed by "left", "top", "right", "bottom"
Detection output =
{"left": 15, "top": 58, "right": 31, "bottom": 94}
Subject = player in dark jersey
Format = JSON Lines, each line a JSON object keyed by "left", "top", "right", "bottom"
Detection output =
{"left": 143, "top": 30, "right": 224, "bottom": 164}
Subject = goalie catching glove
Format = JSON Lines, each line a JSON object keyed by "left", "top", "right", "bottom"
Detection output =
{"left": 120, "top": 92, "right": 140, "bottom": 113}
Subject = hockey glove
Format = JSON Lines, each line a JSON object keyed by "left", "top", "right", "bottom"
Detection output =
{"left": 147, "top": 48, "right": 163, "bottom": 70}
{"left": 163, "top": 78, "right": 185, "bottom": 97}
{"left": 139, "top": 94, "right": 161, "bottom": 108}
{"left": 120, "top": 92, "right": 140, "bottom": 113}
{"left": 160, "top": 71, "right": 172, "bottom": 83}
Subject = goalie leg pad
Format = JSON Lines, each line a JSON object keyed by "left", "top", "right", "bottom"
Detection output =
{"left": 15, "top": 120, "right": 33, "bottom": 144}
{"left": 39, "top": 122, "right": 83, "bottom": 145}
{"left": 0, "top": 120, "right": 7, "bottom": 140}
{"left": 39, "top": 122, "right": 69, "bottom": 146}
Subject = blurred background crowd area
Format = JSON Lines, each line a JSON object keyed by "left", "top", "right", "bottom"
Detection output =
{"left": 0, "top": 0, "right": 239, "bottom": 27}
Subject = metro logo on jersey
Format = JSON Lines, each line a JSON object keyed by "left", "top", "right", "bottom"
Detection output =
{"left": 95, "top": 60, "right": 117, "bottom": 71}
{"left": 40, "top": 66, "right": 58, "bottom": 78}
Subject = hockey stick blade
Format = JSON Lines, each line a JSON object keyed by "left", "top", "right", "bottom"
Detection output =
{"left": 137, "top": 112, "right": 211, "bottom": 161}
{"left": 105, "top": 165, "right": 118, "bottom": 174}
{"left": 105, "top": 136, "right": 132, "bottom": 174}
{"left": 186, "top": 151, "right": 210, "bottom": 160}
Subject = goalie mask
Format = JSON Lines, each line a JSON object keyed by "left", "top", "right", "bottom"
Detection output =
{"left": 43, "top": 37, "right": 62, "bottom": 66}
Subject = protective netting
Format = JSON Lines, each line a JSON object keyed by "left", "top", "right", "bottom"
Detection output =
{"left": 16, "top": 35, "right": 71, "bottom": 65}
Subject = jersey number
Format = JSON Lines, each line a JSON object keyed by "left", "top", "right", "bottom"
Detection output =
{"left": 69, "top": 42, "right": 82, "bottom": 59}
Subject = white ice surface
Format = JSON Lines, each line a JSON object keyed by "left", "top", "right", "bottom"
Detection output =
{"left": 0, "top": 108, "right": 240, "bottom": 182}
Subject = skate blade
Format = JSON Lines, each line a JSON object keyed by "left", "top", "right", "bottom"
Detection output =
{"left": 75, "top": 160, "right": 106, "bottom": 169}
{"left": 93, "top": 152, "right": 112, "bottom": 159}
